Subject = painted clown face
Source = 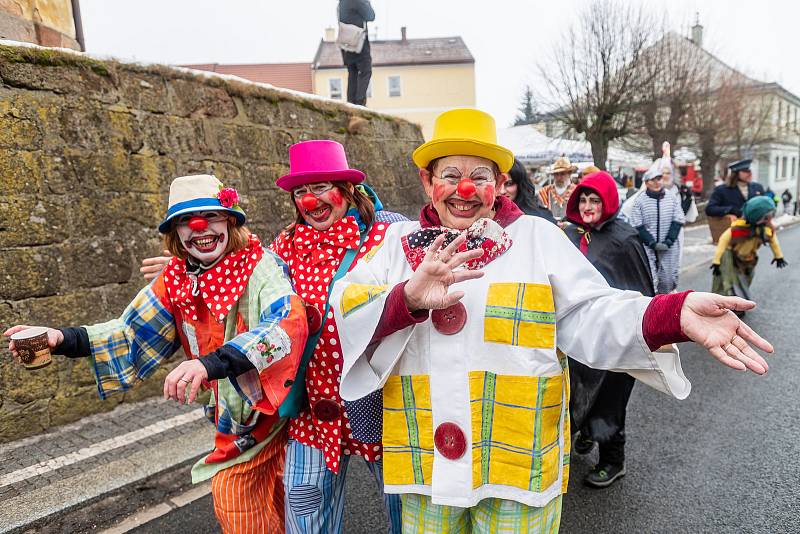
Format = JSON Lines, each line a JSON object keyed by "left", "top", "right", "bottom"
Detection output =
{"left": 420, "top": 155, "right": 508, "bottom": 230}
{"left": 578, "top": 192, "right": 603, "bottom": 226}
{"left": 175, "top": 210, "right": 231, "bottom": 265}
{"left": 292, "top": 181, "right": 353, "bottom": 231}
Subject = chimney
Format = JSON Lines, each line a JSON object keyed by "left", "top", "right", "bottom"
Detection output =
{"left": 691, "top": 13, "right": 703, "bottom": 48}
{"left": 401, "top": 26, "right": 407, "bottom": 44}
{"left": 324, "top": 27, "right": 336, "bottom": 42}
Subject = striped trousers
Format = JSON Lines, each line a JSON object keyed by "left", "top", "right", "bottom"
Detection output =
{"left": 284, "top": 439, "right": 402, "bottom": 534}
{"left": 211, "top": 429, "right": 286, "bottom": 534}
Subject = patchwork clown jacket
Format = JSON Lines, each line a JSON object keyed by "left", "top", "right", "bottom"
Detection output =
{"left": 331, "top": 215, "right": 691, "bottom": 508}
{"left": 82, "top": 237, "right": 308, "bottom": 482}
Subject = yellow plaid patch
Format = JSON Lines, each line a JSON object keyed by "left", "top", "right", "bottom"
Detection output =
{"left": 470, "top": 371, "right": 564, "bottom": 492}
{"left": 340, "top": 283, "right": 388, "bottom": 318}
{"left": 361, "top": 241, "right": 384, "bottom": 263}
{"left": 383, "top": 375, "right": 434, "bottom": 486}
{"left": 484, "top": 283, "right": 555, "bottom": 349}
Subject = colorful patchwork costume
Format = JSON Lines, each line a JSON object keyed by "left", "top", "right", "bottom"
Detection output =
{"left": 57, "top": 175, "right": 308, "bottom": 533}
{"left": 331, "top": 196, "right": 692, "bottom": 532}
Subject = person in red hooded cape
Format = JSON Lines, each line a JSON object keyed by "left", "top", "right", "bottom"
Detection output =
{"left": 563, "top": 171, "right": 655, "bottom": 488}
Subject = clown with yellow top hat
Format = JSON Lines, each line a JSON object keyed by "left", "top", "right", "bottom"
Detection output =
{"left": 330, "top": 108, "right": 773, "bottom": 533}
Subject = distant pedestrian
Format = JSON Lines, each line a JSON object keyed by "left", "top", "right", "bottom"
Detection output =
{"left": 501, "top": 158, "right": 556, "bottom": 223}
{"left": 630, "top": 160, "right": 685, "bottom": 294}
{"left": 538, "top": 156, "right": 577, "bottom": 225}
{"left": 706, "top": 159, "right": 765, "bottom": 218}
{"left": 711, "top": 196, "right": 787, "bottom": 306}
{"left": 781, "top": 189, "right": 793, "bottom": 213}
{"left": 564, "top": 171, "right": 655, "bottom": 489}
{"left": 337, "top": 0, "right": 375, "bottom": 106}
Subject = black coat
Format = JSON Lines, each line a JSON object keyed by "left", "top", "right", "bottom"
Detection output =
{"left": 564, "top": 216, "right": 654, "bottom": 441}
{"left": 705, "top": 182, "right": 765, "bottom": 217}
{"left": 338, "top": 0, "right": 375, "bottom": 26}
{"left": 564, "top": 217, "right": 655, "bottom": 297}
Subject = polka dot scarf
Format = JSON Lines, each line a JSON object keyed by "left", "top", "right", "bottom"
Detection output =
{"left": 163, "top": 235, "right": 264, "bottom": 324}
{"left": 401, "top": 218, "right": 512, "bottom": 271}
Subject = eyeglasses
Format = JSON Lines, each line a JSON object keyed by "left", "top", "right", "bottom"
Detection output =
{"left": 291, "top": 182, "right": 335, "bottom": 199}
{"left": 434, "top": 170, "right": 497, "bottom": 187}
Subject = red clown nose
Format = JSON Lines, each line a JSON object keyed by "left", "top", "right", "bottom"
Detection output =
{"left": 188, "top": 216, "right": 208, "bottom": 232}
{"left": 301, "top": 193, "right": 319, "bottom": 211}
{"left": 456, "top": 180, "right": 477, "bottom": 199}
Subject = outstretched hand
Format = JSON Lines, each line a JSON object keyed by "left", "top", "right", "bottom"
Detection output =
{"left": 679, "top": 293, "right": 772, "bottom": 374}
{"left": 403, "top": 233, "right": 485, "bottom": 311}
{"left": 141, "top": 251, "right": 172, "bottom": 281}
{"left": 164, "top": 359, "right": 208, "bottom": 404}
{"left": 4, "top": 325, "right": 63, "bottom": 363}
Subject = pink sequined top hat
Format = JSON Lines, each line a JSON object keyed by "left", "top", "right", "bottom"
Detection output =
{"left": 276, "top": 140, "right": 366, "bottom": 191}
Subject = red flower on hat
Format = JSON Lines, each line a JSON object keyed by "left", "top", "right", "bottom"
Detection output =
{"left": 217, "top": 187, "right": 240, "bottom": 208}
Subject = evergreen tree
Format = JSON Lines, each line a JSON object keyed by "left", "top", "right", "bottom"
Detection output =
{"left": 514, "top": 86, "right": 538, "bottom": 125}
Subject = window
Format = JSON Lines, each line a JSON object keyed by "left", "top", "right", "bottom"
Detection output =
{"left": 328, "top": 78, "right": 342, "bottom": 100}
{"left": 782, "top": 156, "right": 788, "bottom": 178}
{"left": 777, "top": 101, "right": 782, "bottom": 130}
{"left": 388, "top": 75, "right": 402, "bottom": 97}
{"left": 776, "top": 156, "right": 780, "bottom": 179}
{"left": 792, "top": 157, "right": 797, "bottom": 178}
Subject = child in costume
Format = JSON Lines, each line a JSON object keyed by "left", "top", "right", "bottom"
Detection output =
{"left": 5, "top": 174, "right": 308, "bottom": 533}
{"left": 563, "top": 171, "right": 655, "bottom": 488}
{"left": 630, "top": 158, "right": 685, "bottom": 294}
{"left": 711, "top": 196, "right": 788, "bottom": 303}
{"left": 330, "top": 109, "right": 771, "bottom": 533}
{"left": 270, "top": 140, "right": 405, "bottom": 534}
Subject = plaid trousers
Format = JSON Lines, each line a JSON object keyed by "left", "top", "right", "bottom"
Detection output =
{"left": 400, "top": 494, "right": 562, "bottom": 534}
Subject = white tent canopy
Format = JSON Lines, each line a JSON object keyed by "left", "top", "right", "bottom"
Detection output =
{"left": 497, "top": 125, "right": 650, "bottom": 170}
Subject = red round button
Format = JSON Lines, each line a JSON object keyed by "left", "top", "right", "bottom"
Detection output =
{"left": 312, "top": 399, "right": 341, "bottom": 422}
{"left": 434, "top": 422, "right": 467, "bottom": 460}
{"left": 305, "top": 303, "right": 323, "bottom": 334}
{"left": 431, "top": 302, "right": 467, "bottom": 335}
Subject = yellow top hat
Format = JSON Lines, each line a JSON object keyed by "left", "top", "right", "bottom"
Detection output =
{"left": 412, "top": 109, "right": 514, "bottom": 173}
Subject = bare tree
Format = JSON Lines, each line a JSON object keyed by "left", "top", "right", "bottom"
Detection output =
{"left": 686, "top": 70, "right": 777, "bottom": 198}
{"left": 537, "top": 0, "right": 654, "bottom": 169}
{"left": 628, "top": 30, "right": 714, "bottom": 158}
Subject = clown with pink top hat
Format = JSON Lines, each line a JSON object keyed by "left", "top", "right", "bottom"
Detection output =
{"left": 271, "top": 139, "right": 406, "bottom": 534}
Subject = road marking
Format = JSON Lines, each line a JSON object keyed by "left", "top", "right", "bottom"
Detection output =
{"left": 98, "top": 481, "right": 212, "bottom": 534}
{"left": 0, "top": 409, "right": 205, "bottom": 488}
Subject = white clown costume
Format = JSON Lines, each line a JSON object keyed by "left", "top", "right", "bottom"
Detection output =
{"left": 331, "top": 213, "right": 691, "bottom": 510}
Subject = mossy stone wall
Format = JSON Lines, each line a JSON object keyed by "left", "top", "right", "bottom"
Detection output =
{"left": 0, "top": 44, "right": 426, "bottom": 442}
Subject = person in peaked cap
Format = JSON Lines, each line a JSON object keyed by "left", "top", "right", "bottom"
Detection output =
{"left": 6, "top": 174, "right": 309, "bottom": 533}
{"left": 330, "top": 108, "right": 773, "bottom": 533}
{"left": 706, "top": 158, "right": 765, "bottom": 219}
{"left": 538, "top": 155, "right": 578, "bottom": 224}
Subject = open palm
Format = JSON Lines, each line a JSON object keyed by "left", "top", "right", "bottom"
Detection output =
{"left": 404, "top": 233, "right": 485, "bottom": 311}
{"left": 680, "top": 293, "right": 772, "bottom": 374}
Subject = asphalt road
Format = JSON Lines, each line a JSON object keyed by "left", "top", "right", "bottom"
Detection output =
{"left": 134, "top": 223, "right": 799, "bottom": 534}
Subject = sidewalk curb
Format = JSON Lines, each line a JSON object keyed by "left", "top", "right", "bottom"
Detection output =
{"left": 3, "top": 425, "right": 214, "bottom": 534}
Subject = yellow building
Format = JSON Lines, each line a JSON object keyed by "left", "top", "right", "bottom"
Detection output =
{"left": 0, "top": 0, "right": 83, "bottom": 50}
{"left": 312, "top": 28, "right": 475, "bottom": 139}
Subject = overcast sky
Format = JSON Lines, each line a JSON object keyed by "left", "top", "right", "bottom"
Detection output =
{"left": 79, "top": 0, "right": 800, "bottom": 127}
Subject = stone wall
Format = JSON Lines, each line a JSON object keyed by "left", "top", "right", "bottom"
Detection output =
{"left": 0, "top": 43, "right": 426, "bottom": 442}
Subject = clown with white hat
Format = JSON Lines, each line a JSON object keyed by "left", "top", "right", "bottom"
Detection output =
{"left": 6, "top": 174, "right": 309, "bottom": 532}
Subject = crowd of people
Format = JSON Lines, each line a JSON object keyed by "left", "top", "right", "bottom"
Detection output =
{"left": 4, "top": 108, "right": 779, "bottom": 534}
